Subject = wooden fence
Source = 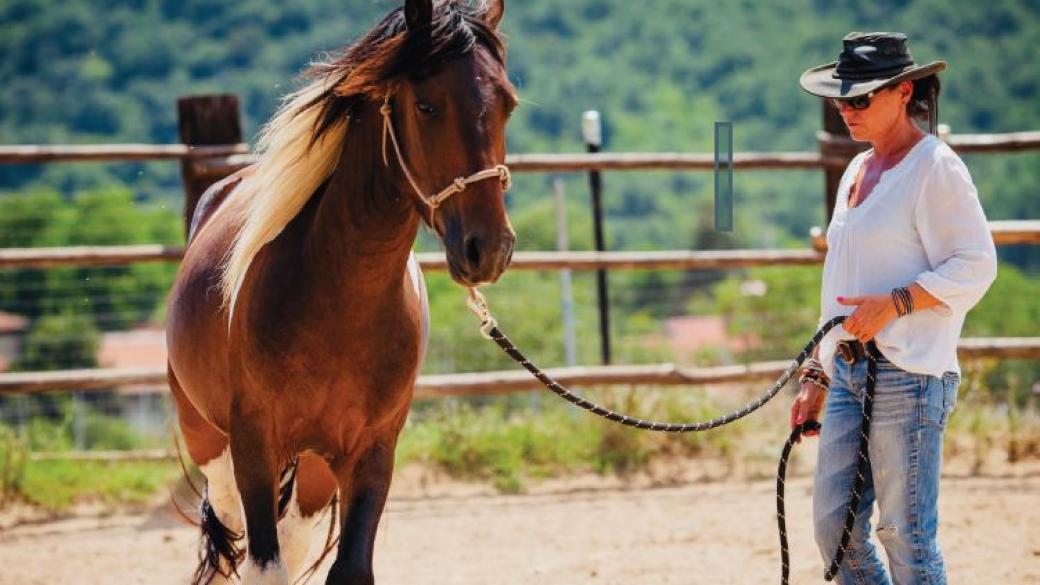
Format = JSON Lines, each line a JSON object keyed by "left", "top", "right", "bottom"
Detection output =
{"left": 2, "top": 95, "right": 1039, "bottom": 401}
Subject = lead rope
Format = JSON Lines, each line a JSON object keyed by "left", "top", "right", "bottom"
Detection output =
{"left": 778, "top": 420, "right": 822, "bottom": 584}
{"left": 777, "top": 340, "right": 875, "bottom": 584}
{"left": 467, "top": 288, "right": 875, "bottom": 583}
{"left": 466, "top": 288, "right": 842, "bottom": 431}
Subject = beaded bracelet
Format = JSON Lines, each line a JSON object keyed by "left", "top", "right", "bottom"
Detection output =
{"left": 799, "top": 357, "right": 830, "bottom": 389}
{"left": 799, "top": 368, "right": 830, "bottom": 389}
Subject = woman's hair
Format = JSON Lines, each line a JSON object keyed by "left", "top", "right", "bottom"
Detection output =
{"left": 907, "top": 74, "right": 941, "bottom": 122}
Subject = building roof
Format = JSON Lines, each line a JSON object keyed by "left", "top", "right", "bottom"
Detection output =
{"left": 0, "top": 311, "right": 29, "bottom": 334}
{"left": 662, "top": 315, "right": 756, "bottom": 356}
{"left": 98, "top": 327, "right": 168, "bottom": 395}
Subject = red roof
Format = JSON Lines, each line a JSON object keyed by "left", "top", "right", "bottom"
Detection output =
{"left": 662, "top": 315, "right": 756, "bottom": 355}
{"left": 97, "top": 328, "right": 168, "bottom": 369}
{"left": 0, "top": 311, "right": 29, "bottom": 334}
{"left": 98, "top": 328, "right": 169, "bottom": 395}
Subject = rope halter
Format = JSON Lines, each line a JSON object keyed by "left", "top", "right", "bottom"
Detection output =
{"left": 380, "top": 94, "right": 511, "bottom": 211}
{"left": 466, "top": 287, "right": 498, "bottom": 339}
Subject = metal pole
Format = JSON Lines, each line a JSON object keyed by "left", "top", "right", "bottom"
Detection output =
{"left": 583, "top": 110, "right": 612, "bottom": 365}
{"left": 72, "top": 393, "right": 85, "bottom": 450}
{"left": 553, "top": 178, "right": 578, "bottom": 367}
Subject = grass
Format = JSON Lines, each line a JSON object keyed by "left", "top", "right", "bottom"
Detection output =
{"left": 0, "top": 399, "right": 179, "bottom": 511}
{"left": 16, "top": 459, "right": 178, "bottom": 510}
{"left": 397, "top": 385, "right": 763, "bottom": 493}
{"left": 2, "top": 381, "right": 1038, "bottom": 513}
{"left": 397, "top": 379, "right": 1040, "bottom": 493}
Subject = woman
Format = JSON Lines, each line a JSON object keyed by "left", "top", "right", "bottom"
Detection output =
{"left": 791, "top": 32, "right": 998, "bottom": 584}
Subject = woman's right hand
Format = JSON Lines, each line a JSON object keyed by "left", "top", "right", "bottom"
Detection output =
{"left": 790, "top": 381, "right": 827, "bottom": 441}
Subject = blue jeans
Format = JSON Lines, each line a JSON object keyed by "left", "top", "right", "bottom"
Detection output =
{"left": 813, "top": 351, "right": 960, "bottom": 584}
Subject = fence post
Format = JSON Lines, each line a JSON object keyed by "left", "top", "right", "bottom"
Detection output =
{"left": 583, "top": 110, "right": 612, "bottom": 365}
{"left": 177, "top": 95, "right": 243, "bottom": 236}
{"left": 818, "top": 99, "right": 866, "bottom": 222}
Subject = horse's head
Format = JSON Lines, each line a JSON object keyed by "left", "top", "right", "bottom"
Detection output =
{"left": 298, "top": 0, "right": 515, "bottom": 286}
{"left": 384, "top": 0, "right": 516, "bottom": 287}
{"left": 220, "top": 0, "right": 517, "bottom": 317}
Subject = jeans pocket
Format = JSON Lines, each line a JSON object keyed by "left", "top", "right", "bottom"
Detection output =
{"left": 941, "top": 371, "right": 960, "bottom": 424}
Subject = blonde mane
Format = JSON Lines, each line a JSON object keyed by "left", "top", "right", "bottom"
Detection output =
{"left": 219, "top": 78, "right": 349, "bottom": 322}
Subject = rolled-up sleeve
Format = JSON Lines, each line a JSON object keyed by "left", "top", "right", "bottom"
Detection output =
{"left": 913, "top": 154, "right": 998, "bottom": 316}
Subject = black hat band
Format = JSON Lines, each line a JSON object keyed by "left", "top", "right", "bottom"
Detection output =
{"left": 833, "top": 60, "right": 915, "bottom": 81}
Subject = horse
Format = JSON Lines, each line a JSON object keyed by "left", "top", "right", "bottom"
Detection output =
{"left": 165, "top": 1, "right": 516, "bottom": 583}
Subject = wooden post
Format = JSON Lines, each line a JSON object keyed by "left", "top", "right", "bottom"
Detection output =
{"left": 819, "top": 99, "right": 867, "bottom": 221}
{"left": 177, "top": 95, "right": 243, "bottom": 236}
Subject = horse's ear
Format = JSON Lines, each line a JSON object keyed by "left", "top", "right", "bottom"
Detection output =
{"left": 485, "top": 0, "right": 505, "bottom": 30}
{"left": 404, "top": 0, "right": 433, "bottom": 32}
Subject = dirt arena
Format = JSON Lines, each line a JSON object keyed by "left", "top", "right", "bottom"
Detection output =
{"left": 1, "top": 465, "right": 1038, "bottom": 585}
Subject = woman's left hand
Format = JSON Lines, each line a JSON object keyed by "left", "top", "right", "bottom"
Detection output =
{"left": 837, "top": 294, "right": 898, "bottom": 343}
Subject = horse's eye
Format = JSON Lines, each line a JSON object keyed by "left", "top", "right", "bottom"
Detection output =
{"left": 415, "top": 100, "right": 436, "bottom": 115}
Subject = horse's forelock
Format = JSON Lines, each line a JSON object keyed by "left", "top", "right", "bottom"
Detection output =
{"left": 306, "top": 1, "right": 505, "bottom": 129}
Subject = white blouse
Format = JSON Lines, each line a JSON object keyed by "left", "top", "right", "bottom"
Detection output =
{"left": 817, "top": 134, "right": 998, "bottom": 380}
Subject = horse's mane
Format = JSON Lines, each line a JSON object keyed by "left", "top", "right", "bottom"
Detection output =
{"left": 220, "top": 0, "right": 506, "bottom": 319}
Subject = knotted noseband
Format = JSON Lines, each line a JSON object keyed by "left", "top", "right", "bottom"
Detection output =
{"left": 380, "top": 93, "right": 511, "bottom": 211}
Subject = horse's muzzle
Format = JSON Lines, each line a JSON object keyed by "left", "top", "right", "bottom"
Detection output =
{"left": 447, "top": 228, "right": 515, "bottom": 286}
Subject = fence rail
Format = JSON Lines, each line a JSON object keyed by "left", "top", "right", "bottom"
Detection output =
{"left": 2, "top": 337, "right": 1037, "bottom": 397}
{"left": 27, "top": 449, "right": 176, "bottom": 462}
{"left": 3, "top": 221, "right": 1036, "bottom": 270}
{"left": 817, "top": 129, "right": 1040, "bottom": 154}
{"left": 2, "top": 130, "right": 1037, "bottom": 168}
{"left": 0, "top": 143, "right": 248, "bottom": 163}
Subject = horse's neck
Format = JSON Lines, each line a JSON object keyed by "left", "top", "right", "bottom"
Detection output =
{"left": 305, "top": 108, "right": 421, "bottom": 293}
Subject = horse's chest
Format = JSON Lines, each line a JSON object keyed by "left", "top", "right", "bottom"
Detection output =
{"left": 244, "top": 307, "right": 422, "bottom": 405}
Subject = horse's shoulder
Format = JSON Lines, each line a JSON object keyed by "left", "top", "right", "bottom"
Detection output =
{"left": 188, "top": 164, "right": 258, "bottom": 244}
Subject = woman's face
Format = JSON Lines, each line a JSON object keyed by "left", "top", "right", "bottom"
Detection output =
{"left": 834, "top": 81, "right": 913, "bottom": 143}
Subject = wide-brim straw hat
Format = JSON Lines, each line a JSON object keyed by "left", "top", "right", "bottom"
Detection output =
{"left": 800, "top": 32, "right": 946, "bottom": 98}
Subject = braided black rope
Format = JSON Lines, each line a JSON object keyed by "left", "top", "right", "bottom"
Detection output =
{"left": 482, "top": 315, "right": 847, "bottom": 432}
{"left": 774, "top": 340, "right": 878, "bottom": 584}
{"left": 778, "top": 420, "right": 821, "bottom": 585}
{"left": 823, "top": 340, "right": 878, "bottom": 581}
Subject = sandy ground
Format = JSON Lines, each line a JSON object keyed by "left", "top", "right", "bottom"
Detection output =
{"left": 1, "top": 466, "right": 1038, "bottom": 585}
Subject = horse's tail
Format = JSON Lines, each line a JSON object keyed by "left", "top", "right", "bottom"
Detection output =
{"left": 191, "top": 486, "right": 244, "bottom": 585}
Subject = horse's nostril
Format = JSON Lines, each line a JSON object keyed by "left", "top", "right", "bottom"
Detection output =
{"left": 464, "top": 236, "right": 482, "bottom": 268}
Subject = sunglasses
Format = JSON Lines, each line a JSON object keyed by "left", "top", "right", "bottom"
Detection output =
{"left": 831, "top": 91, "right": 876, "bottom": 111}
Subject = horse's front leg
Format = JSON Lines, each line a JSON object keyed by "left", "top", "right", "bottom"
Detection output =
{"left": 325, "top": 437, "right": 399, "bottom": 585}
{"left": 278, "top": 453, "right": 338, "bottom": 581}
{"left": 230, "top": 411, "right": 289, "bottom": 585}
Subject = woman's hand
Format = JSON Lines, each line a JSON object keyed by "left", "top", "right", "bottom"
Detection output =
{"left": 790, "top": 381, "right": 827, "bottom": 441}
{"left": 837, "top": 293, "right": 898, "bottom": 343}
